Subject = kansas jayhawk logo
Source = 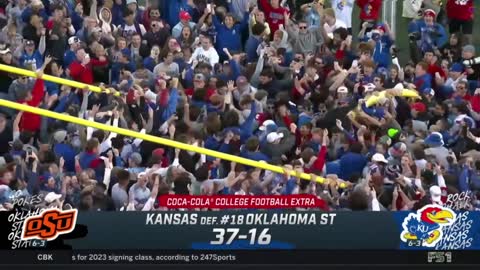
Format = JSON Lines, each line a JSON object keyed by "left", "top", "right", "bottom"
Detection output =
{"left": 400, "top": 205, "right": 456, "bottom": 247}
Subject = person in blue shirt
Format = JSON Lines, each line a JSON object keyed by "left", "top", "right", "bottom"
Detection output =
{"left": 371, "top": 24, "right": 394, "bottom": 70}
{"left": 408, "top": 9, "right": 447, "bottom": 55}
{"left": 143, "top": 45, "right": 161, "bottom": 72}
{"left": 240, "top": 136, "right": 271, "bottom": 162}
{"left": 212, "top": 8, "right": 250, "bottom": 60}
{"left": 64, "top": 37, "right": 81, "bottom": 69}
{"left": 339, "top": 142, "right": 368, "bottom": 180}
{"left": 111, "top": 49, "right": 136, "bottom": 85}
{"left": 413, "top": 61, "right": 432, "bottom": 92}
{"left": 459, "top": 161, "right": 480, "bottom": 193}
{"left": 162, "top": 0, "right": 194, "bottom": 29}
{"left": 44, "top": 60, "right": 64, "bottom": 109}
{"left": 20, "top": 38, "right": 45, "bottom": 70}
{"left": 52, "top": 130, "right": 77, "bottom": 173}
{"left": 21, "top": 0, "right": 48, "bottom": 24}
{"left": 246, "top": 23, "right": 266, "bottom": 63}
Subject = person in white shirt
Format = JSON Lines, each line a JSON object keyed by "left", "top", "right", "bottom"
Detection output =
{"left": 323, "top": 8, "right": 348, "bottom": 38}
{"left": 331, "top": 0, "right": 354, "bottom": 33}
{"left": 190, "top": 36, "right": 219, "bottom": 67}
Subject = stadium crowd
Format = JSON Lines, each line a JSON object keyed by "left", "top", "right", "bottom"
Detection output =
{"left": 0, "top": 0, "right": 479, "bottom": 212}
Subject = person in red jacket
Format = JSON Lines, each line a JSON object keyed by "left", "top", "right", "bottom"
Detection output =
{"left": 68, "top": 48, "right": 108, "bottom": 85}
{"left": 356, "top": 0, "right": 382, "bottom": 26}
{"left": 258, "top": 0, "right": 289, "bottom": 39}
{"left": 446, "top": 0, "right": 474, "bottom": 43}
{"left": 303, "top": 129, "right": 329, "bottom": 175}
{"left": 18, "top": 56, "right": 52, "bottom": 133}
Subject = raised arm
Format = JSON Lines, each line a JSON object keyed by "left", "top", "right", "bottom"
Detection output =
{"left": 39, "top": 29, "right": 46, "bottom": 55}
{"left": 90, "top": 0, "right": 99, "bottom": 22}
{"left": 284, "top": 12, "right": 298, "bottom": 41}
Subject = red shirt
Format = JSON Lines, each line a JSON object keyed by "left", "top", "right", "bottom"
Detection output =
{"left": 447, "top": 0, "right": 474, "bottom": 21}
{"left": 184, "top": 88, "right": 215, "bottom": 100}
{"left": 304, "top": 145, "right": 327, "bottom": 174}
{"left": 428, "top": 64, "right": 446, "bottom": 79}
{"left": 356, "top": 0, "right": 382, "bottom": 21}
{"left": 19, "top": 79, "right": 45, "bottom": 132}
{"left": 69, "top": 58, "right": 108, "bottom": 85}
{"left": 471, "top": 95, "right": 480, "bottom": 112}
{"left": 259, "top": 0, "right": 289, "bottom": 36}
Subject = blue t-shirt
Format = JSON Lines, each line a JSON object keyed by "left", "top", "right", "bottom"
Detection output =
{"left": 63, "top": 50, "right": 76, "bottom": 69}
{"left": 45, "top": 81, "right": 60, "bottom": 96}
{"left": 20, "top": 50, "right": 43, "bottom": 70}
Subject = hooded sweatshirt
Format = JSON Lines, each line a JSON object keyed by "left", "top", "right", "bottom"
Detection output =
{"left": 98, "top": 7, "right": 116, "bottom": 35}
{"left": 270, "top": 28, "right": 291, "bottom": 51}
{"left": 285, "top": 21, "right": 324, "bottom": 54}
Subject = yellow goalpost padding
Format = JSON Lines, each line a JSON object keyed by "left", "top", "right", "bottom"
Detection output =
{"left": 0, "top": 99, "right": 345, "bottom": 187}
{"left": 0, "top": 64, "right": 121, "bottom": 97}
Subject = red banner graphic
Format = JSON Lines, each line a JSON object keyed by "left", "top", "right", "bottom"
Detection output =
{"left": 158, "top": 195, "right": 328, "bottom": 210}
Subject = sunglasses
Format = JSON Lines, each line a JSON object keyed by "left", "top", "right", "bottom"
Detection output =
{"left": 299, "top": 26, "right": 307, "bottom": 29}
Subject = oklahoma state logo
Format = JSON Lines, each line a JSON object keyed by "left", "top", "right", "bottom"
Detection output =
{"left": 22, "top": 209, "right": 77, "bottom": 241}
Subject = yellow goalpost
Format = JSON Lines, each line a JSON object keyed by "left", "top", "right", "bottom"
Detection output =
{"left": 0, "top": 65, "right": 342, "bottom": 186}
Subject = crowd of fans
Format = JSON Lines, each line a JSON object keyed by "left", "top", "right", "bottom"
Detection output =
{"left": 0, "top": 0, "right": 479, "bottom": 212}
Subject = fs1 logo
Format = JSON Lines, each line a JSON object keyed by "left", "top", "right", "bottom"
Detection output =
{"left": 22, "top": 209, "right": 77, "bottom": 241}
{"left": 400, "top": 205, "right": 456, "bottom": 248}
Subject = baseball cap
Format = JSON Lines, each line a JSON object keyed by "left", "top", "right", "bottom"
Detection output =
{"left": 53, "top": 130, "right": 67, "bottom": 143}
{"left": 129, "top": 152, "right": 142, "bottom": 165}
{"left": 423, "top": 9, "right": 436, "bottom": 18}
{"left": 68, "top": 36, "right": 80, "bottom": 45}
{"left": 144, "top": 89, "right": 157, "bottom": 101}
{"left": 372, "top": 153, "right": 388, "bottom": 164}
{"left": 0, "top": 44, "right": 10, "bottom": 54}
{"left": 266, "top": 132, "right": 284, "bottom": 143}
{"left": 152, "top": 148, "right": 165, "bottom": 157}
{"left": 179, "top": 11, "right": 192, "bottom": 21}
{"left": 411, "top": 102, "right": 427, "bottom": 113}
{"left": 259, "top": 120, "right": 276, "bottom": 131}
{"left": 450, "top": 63, "right": 464, "bottom": 73}
{"left": 363, "top": 83, "right": 376, "bottom": 93}
{"left": 422, "top": 88, "right": 435, "bottom": 97}
{"left": 376, "top": 24, "right": 386, "bottom": 32}
{"left": 236, "top": 76, "right": 248, "bottom": 87}
{"left": 429, "top": 185, "right": 442, "bottom": 203}
{"left": 337, "top": 86, "right": 348, "bottom": 93}
{"left": 44, "top": 192, "right": 62, "bottom": 204}
{"left": 463, "top": 45, "right": 475, "bottom": 54}
{"left": 126, "top": 0, "right": 137, "bottom": 5}
{"left": 379, "top": 135, "right": 392, "bottom": 146}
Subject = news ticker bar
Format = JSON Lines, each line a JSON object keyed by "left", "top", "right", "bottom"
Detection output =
{"left": 0, "top": 250, "right": 478, "bottom": 265}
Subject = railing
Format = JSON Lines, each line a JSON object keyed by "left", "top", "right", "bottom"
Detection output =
{"left": 0, "top": 64, "right": 120, "bottom": 96}
{"left": 0, "top": 65, "right": 342, "bottom": 187}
